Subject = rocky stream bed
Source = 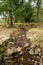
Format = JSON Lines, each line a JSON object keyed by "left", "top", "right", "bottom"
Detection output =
{"left": 0, "top": 27, "right": 43, "bottom": 65}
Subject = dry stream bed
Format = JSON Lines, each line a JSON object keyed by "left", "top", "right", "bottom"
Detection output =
{"left": 0, "top": 24, "right": 43, "bottom": 65}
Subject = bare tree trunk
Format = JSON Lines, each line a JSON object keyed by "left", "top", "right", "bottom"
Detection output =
{"left": 37, "top": 0, "right": 39, "bottom": 22}
{"left": 9, "top": 12, "right": 13, "bottom": 27}
{"left": 37, "top": 0, "right": 41, "bottom": 22}
{"left": 8, "top": 0, "right": 13, "bottom": 27}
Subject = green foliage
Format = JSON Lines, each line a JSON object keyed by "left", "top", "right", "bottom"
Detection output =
{"left": 0, "top": 0, "right": 42, "bottom": 24}
{"left": 15, "top": 3, "right": 34, "bottom": 22}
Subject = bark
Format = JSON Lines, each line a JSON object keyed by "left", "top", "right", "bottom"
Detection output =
{"left": 8, "top": 0, "right": 13, "bottom": 27}
{"left": 9, "top": 12, "right": 13, "bottom": 27}
{"left": 37, "top": 0, "right": 41, "bottom": 22}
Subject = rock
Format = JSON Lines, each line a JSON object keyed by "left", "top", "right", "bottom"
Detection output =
{"left": 16, "top": 47, "right": 22, "bottom": 52}
{"left": 20, "top": 57, "right": 24, "bottom": 61}
{"left": 34, "top": 61, "right": 38, "bottom": 65}
{"left": 19, "top": 51, "right": 23, "bottom": 55}
{"left": 38, "top": 52, "right": 41, "bottom": 56}
{"left": 24, "top": 43, "right": 29, "bottom": 48}
{"left": 29, "top": 49, "right": 35, "bottom": 55}
{"left": 5, "top": 47, "right": 14, "bottom": 56}
{"left": 30, "top": 44, "right": 37, "bottom": 49}
{"left": 35, "top": 51, "right": 38, "bottom": 55}
{"left": 35, "top": 47, "right": 41, "bottom": 56}
{"left": 32, "top": 59, "right": 35, "bottom": 62}
{"left": 37, "top": 48, "right": 41, "bottom": 52}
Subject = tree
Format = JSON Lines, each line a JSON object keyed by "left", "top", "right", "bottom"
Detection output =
{"left": 0, "top": 0, "right": 35, "bottom": 24}
{"left": 0, "top": 0, "right": 19, "bottom": 27}
{"left": 15, "top": 0, "right": 34, "bottom": 22}
{"left": 37, "top": 0, "right": 41, "bottom": 22}
{"left": 6, "top": 0, "right": 13, "bottom": 26}
{"left": 34, "top": 0, "right": 41, "bottom": 22}
{"left": 0, "top": 0, "right": 14, "bottom": 27}
{"left": 0, "top": 0, "right": 24, "bottom": 26}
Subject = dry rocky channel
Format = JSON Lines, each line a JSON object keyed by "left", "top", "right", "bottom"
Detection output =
{"left": 0, "top": 27, "right": 43, "bottom": 65}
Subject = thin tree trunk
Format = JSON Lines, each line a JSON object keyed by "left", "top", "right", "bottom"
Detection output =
{"left": 37, "top": 0, "right": 41, "bottom": 22}
{"left": 9, "top": 12, "right": 13, "bottom": 27}
{"left": 37, "top": 0, "right": 39, "bottom": 22}
{"left": 8, "top": 0, "right": 13, "bottom": 27}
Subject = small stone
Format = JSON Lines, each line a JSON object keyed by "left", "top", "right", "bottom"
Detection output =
{"left": 20, "top": 51, "right": 23, "bottom": 55}
{"left": 41, "top": 55, "right": 43, "bottom": 58}
{"left": 39, "top": 63, "right": 43, "bottom": 65}
{"left": 38, "top": 52, "right": 41, "bottom": 56}
{"left": 12, "top": 37, "right": 15, "bottom": 39}
{"left": 20, "top": 57, "right": 24, "bottom": 61}
{"left": 34, "top": 61, "right": 38, "bottom": 65}
{"left": 30, "top": 44, "right": 36, "bottom": 49}
{"left": 35, "top": 47, "right": 41, "bottom": 55}
{"left": 19, "top": 36, "right": 21, "bottom": 38}
{"left": 37, "top": 56, "right": 39, "bottom": 58}
{"left": 24, "top": 43, "right": 29, "bottom": 48}
{"left": 35, "top": 51, "right": 38, "bottom": 55}
{"left": 29, "top": 49, "right": 34, "bottom": 55}
{"left": 5, "top": 47, "right": 14, "bottom": 55}
{"left": 37, "top": 48, "right": 41, "bottom": 52}
{"left": 17, "top": 47, "right": 22, "bottom": 52}
{"left": 32, "top": 59, "right": 34, "bottom": 62}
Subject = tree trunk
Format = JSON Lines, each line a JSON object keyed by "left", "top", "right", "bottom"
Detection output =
{"left": 8, "top": 0, "right": 13, "bottom": 27}
{"left": 9, "top": 12, "right": 13, "bottom": 27}
{"left": 37, "top": 0, "right": 41, "bottom": 22}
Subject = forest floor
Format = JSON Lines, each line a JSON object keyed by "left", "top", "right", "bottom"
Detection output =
{"left": 0, "top": 23, "right": 43, "bottom": 65}
{"left": 0, "top": 23, "right": 43, "bottom": 46}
